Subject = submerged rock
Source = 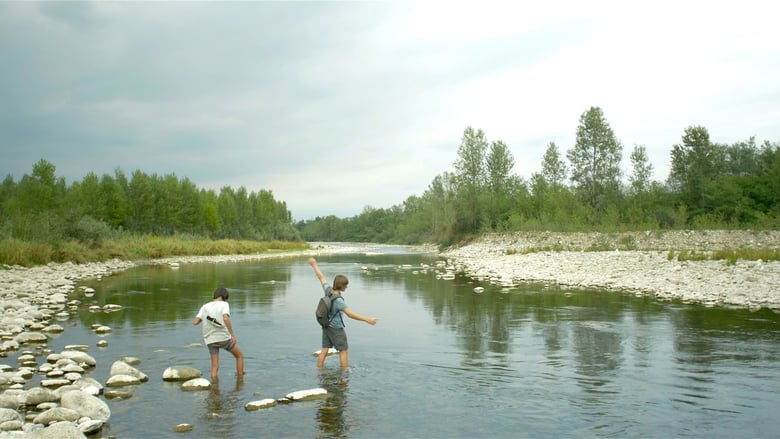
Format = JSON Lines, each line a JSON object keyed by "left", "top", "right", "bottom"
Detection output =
{"left": 173, "top": 423, "right": 194, "bottom": 432}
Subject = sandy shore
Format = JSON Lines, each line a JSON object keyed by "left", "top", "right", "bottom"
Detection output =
{"left": 440, "top": 230, "right": 780, "bottom": 312}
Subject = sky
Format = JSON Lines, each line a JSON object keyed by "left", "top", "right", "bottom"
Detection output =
{"left": 1, "top": 1, "right": 779, "bottom": 221}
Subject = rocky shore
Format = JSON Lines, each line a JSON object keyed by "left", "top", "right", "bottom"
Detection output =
{"left": 0, "top": 230, "right": 778, "bottom": 436}
{"left": 440, "top": 230, "right": 780, "bottom": 312}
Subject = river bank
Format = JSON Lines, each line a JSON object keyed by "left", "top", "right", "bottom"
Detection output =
{"left": 440, "top": 230, "right": 780, "bottom": 311}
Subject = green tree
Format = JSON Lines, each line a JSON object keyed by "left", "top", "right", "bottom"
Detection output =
{"left": 668, "top": 126, "right": 725, "bottom": 218}
{"left": 453, "top": 127, "right": 488, "bottom": 232}
{"left": 625, "top": 144, "right": 657, "bottom": 226}
{"left": 567, "top": 106, "right": 623, "bottom": 220}
{"left": 217, "top": 186, "right": 239, "bottom": 239}
{"left": 484, "top": 140, "right": 516, "bottom": 229}
{"left": 201, "top": 189, "right": 221, "bottom": 237}
{"left": 101, "top": 171, "right": 131, "bottom": 229}
{"left": 541, "top": 141, "right": 567, "bottom": 188}
{"left": 628, "top": 144, "right": 653, "bottom": 196}
{"left": 13, "top": 159, "right": 67, "bottom": 241}
{"left": 128, "top": 171, "right": 156, "bottom": 233}
{"left": 176, "top": 177, "right": 204, "bottom": 234}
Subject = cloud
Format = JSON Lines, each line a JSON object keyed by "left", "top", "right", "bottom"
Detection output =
{"left": 1, "top": 1, "right": 779, "bottom": 221}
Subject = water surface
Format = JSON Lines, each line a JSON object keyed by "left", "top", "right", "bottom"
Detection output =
{"left": 41, "top": 249, "right": 780, "bottom": 438}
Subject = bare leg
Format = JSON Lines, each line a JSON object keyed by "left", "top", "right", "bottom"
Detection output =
{"left": 317, "top": 348, "right": 329, "bottom": 368}
{"left": 229, "top": 345, "right": 244, "bottom": 376}
{"left": 210, "top": 352, "right": 220, "bottom": 381}
{"left": 339, "top": 349, "right": 349, "bottom": 368}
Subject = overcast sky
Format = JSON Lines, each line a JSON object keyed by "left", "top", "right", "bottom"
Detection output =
{"left": 2, "top": 1, "right": 779, "bottom": 220}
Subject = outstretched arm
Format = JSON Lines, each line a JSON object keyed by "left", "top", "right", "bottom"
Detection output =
{"left": 343, "top": 308, "right": 378, "bottom": 325}
{"left": 308, "top": 257, "right": 327, "bottom": 286}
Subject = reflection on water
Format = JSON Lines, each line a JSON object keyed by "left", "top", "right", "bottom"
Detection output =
{"left": 36, "top": 251, "right": 780, "bottom": 438}
{"left": 202, "top": 376, "right": 244, "bottom": 438}
{"left": 317, "top": 368, "right": 350, "bottom": 438}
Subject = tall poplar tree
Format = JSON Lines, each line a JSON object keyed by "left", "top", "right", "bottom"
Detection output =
{"left": 485, "top": 140, "right": 516, "bottom": 229}
{"left": 567, "top": 106, "right": 623, "bottom": 217}
{"left": 453, "top": 126, "right": 488, "bottom": 232}
{"left": 541, "top": 141, "right": 567, "bottom": 188}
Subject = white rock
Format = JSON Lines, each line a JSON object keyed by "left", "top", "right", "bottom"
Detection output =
{"left": 162, "top": 365, "right": 202, "bottom": 381}
{"left": 61, "top": 389, "right": 111, "bottom": 422}
{"left": 284, "top": 387, "right": 327, "bottom": 401}
{"left": 106, "top": 374, "right": 141, "bottom": 387}
{"left": 245, "top": 399, "right": 277, "bottom": 410}
{"left": 181, "top": 378, "right": 211, "bottom": 391}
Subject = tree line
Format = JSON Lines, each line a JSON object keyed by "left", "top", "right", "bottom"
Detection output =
{"left": 3, "top": 105, "right": 778, "bottom": 251}
{"left": 297, "top": 106, "right": 780, "bottom": 246}
{"left": 0, "top": 161, "right": 300, "bottom": 248}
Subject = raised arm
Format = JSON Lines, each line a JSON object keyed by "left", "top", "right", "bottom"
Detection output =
{"left": 308, "top": 257, "right": 327, "bottom": 286}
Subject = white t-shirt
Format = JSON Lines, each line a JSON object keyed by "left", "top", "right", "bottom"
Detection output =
{"left": 196, "top": 300, "right": 231, "bottom": 345}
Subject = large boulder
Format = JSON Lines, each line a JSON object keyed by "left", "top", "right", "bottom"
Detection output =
{"left": 60, "top": 390, "right": 111, "bottom": 422}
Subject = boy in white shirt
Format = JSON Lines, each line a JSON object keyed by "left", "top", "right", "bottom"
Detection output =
{"left": 193, "top": 287, "right": 245, "bottom": 381}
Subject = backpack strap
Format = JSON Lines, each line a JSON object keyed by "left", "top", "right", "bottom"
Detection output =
{"left": 329, "top": 293, "right": 345, "bottom": 327}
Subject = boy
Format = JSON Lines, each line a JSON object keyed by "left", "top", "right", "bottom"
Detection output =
{"left": 193, "top": 287, "right": 245, "bottom": 381}
{"left": 308, "top": 257, "right": 378, "bottom": 368}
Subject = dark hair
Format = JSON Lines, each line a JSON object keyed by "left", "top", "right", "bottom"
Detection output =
{"left": 333, "top": 274, "right": 349, "bottom": 291}
{"left": 213, "top": 287, "right": 229, "bottom": 300}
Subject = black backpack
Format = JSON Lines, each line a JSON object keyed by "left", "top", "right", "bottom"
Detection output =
{"left": 315, "top": 291, "right": 342, "bottom": 328}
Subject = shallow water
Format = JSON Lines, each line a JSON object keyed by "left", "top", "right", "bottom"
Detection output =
{"left": 32, "top": 249, "right": 780, "bottom": 437}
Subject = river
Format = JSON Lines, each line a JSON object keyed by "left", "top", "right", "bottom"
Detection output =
{"left": 44, "top": 247, "right": 780, "bottom": 438}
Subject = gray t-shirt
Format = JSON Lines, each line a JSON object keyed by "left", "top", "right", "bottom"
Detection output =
{"left": 323, "top": 283, "right": 346, "bottom": 328}
{"left": 196, "top": 300, "right": 231, "bottom": 344}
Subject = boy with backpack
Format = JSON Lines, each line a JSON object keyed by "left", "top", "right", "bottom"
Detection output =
{"left": 308, "top": 257, "right": 378, "bottom": 368}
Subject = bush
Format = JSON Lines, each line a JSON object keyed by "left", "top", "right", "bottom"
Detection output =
{"left": 66, "top": 216, "right": 114, "bottom": 248}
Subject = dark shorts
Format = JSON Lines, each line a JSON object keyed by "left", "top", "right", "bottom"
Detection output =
{"left": 207, "top": 339, "right": 237, "bottom": 355}
{"left": 322, "top": 327, "right": 348, "bottom": 351}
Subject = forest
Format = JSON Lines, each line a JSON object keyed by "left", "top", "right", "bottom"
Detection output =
{"left": 1, "top": 106, "right": 779, "bottom": 265}
{"left": 298, "top": 107, "right": 780, "bottom": 246}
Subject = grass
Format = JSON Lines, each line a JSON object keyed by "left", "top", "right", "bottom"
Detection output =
{"left": 0, "top": 236, "right": 310, "bottom": 268}
{"left": 669, "top": 248, "right": 780, "bottom": 264}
